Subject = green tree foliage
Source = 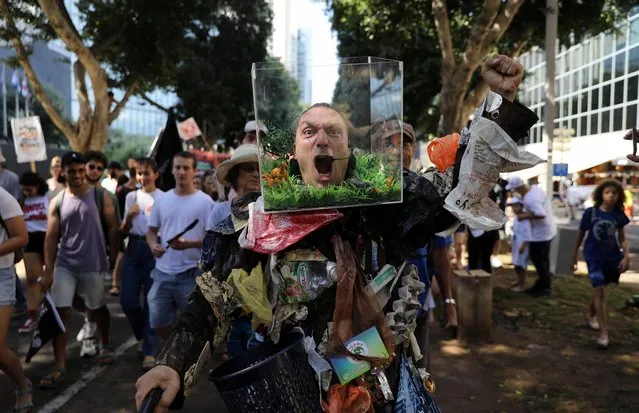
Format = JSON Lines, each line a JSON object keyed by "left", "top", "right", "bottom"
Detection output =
{"left": 104, "top": 128, "right": 154, "bottom": 164}
{"left": 173, "top": 1, "right": 274, "bottom": 146}
{"left": 253, "top": 56, "right": 304, "bottom": 157}
{"left": 0, "top": 0, "right": 272, "bottom": 151}
{"left": 327, "top": 0, "right": 637, "bottom": 134}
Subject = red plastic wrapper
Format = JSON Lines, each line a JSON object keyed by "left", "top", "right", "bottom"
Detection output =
{"left": 242, "top": 201, "right": 343, "bottom": 254}
{"left": 322, "top": 383, "right": 374, "bottom": 413}
{"left": 427, "top": 133, "right": 460, "bottom": 172}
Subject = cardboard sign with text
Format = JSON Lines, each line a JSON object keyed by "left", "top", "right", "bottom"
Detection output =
{"left": 10, "top": 116, "right": 47, "bottom": 163}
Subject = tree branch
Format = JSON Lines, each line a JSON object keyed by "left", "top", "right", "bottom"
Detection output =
{"left": 506, "top": 26, "right": 535, "bottom": 58}
{"left": 462, "top": 0, "right": 500, "bottom": 68}
{"left": 464, "top": 81, "right": 491, "bottom": 112}
{"left": 139, "top": 92, "right": 172, "bottom": 114}
{"left": 0, "top": 0, "right": 75, "bottom": 140}
{"left": 108, "top": 80, "right": 140, "bottom": 124}
{"left": 431, "top": 0, "right": 455, "bottom": 74}
{"left": 38, "top": 0, "right": 109, "bottom": 106}
{"left": 480, "top": 0, "right": 527, "bottom": 56}
{"left": 91, "top": 22, "right": 129, "bottom": 59}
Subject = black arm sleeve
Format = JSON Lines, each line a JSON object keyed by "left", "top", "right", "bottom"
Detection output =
{"left": 482, "top": 98, "right": 539, "bottom": 143}
{"left": 154, "top": 287, "right": 217, "bottom": 410}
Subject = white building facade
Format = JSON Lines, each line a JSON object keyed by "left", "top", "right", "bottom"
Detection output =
{"left": 514, "top": 7, "right": 639, "bottom": 180}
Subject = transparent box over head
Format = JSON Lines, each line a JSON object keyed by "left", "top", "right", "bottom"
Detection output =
{"left": 252, "top": 56, "right": 404, "bottom": 213}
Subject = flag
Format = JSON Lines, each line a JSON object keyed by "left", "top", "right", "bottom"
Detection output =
{"left": 20, "top": 77, "right": 30, "bottom": 98}
{"left": 149, "top": 109, "right": 183, "bottom": 191}
{"left": 11, "top": 70, "right": 20, "bottom": 91}
{"left": 25, "top": 293, "right": 66, "bottom": 363}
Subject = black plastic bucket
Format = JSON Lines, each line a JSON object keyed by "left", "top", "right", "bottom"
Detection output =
{"left": 209, "top": 330, "right": 322, "bottom": 413}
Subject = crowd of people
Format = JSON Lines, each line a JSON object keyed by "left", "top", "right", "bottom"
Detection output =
{"left": 0, "top": 118, "right": 270, "bottom": 411}
{"left": 0, "top": 83, "right": 633, "bottom": 412}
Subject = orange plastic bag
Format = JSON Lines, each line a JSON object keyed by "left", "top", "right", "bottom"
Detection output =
{"left": 427, "top": 133, "right": 460, "bottom": 172}
{"left": 322, "top": 383, "right": 374, "bottom": 413}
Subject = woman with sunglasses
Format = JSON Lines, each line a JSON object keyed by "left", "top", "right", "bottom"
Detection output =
{"left": 206, "top": 144, "right": 260, "bottom": 231}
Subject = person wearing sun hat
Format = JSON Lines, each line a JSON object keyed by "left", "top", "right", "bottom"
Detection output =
{"left": 207, "top": 144, "right": 260, "bottom": 230}
{"left": 204, "top": 143, "right": 261, "bottom": 359}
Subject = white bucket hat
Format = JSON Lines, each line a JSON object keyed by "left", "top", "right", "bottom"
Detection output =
{"left": 244, "top": 120, "right": 268, "bottom": 135}
{"left": 216, "top": 144, "right": 260, "bottom": 186}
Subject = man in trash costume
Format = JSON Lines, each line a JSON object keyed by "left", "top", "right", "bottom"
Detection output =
{"left": 136, "top": 55, "right": 540, "bottom": 412}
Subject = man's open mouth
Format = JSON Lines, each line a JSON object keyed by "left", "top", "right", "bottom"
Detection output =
{"left": 314, "top": 155, "right": 334, "bottom": 176}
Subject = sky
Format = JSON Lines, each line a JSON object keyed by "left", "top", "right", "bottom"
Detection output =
{"left": 269, "top": 0, "right": 339, "bottom": 103}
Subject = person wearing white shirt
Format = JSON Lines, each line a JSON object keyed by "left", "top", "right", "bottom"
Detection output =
{"left": 120, "top": 158, "right": 163, "bottom": 370}
{"left": 17, "top": 173, "right": 50, "bottom": 335}
{"left": 0, "top": 186, "right": 32, "bottom": 412}
{"left": 146, "top": 152, "right": 215, "bottom": 339}
{"left": 506, "top": 177, "right": 557, "bottom": 297}
{"left": 507, "top": 196, "right": 533, "bottom": 292}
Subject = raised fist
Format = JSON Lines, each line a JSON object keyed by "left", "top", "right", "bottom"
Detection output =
{"left": 481, "top": 55, "right": 524, "bottom": 102}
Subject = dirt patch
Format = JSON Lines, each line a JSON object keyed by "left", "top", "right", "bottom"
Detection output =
{"left": 428, "top": 263, "right": 639, "bottom": 413}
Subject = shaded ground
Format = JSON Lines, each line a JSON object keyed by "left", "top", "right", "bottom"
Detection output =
{"left": 428, "top": 255, "right": 639, "bottom": 413}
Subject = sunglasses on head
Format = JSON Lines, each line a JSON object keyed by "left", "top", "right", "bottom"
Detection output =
{"left": 88, "top": 164, "right": 104, "bottom": 171}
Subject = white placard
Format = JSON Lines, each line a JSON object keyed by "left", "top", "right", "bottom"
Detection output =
{"left": 10, "top": 116, "right": 47, "bottom": 163}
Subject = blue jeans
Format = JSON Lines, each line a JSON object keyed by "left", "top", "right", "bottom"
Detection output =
{"left": 148, "top": 267, "right": 199, "bottom": 329}
{"left": 120, "top": 237, "right": 157, "bottom": 356}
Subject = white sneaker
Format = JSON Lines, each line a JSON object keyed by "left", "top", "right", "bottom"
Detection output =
{"left": 490, "top": 256, "right": 503, "bottom": 268}
{"left": 80, "top": 338, "right": 99, "bottom": 358}
{"left": 76, "top": 320, "right": 97, "bottom": 342}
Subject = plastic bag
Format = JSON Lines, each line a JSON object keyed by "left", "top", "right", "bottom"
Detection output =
{"left": 393, "top": 354, "right": 442, "bottom": 413}
{"left": 322, "top": 383, "right": 374, "bottom": 413}
{"left": 427, "top": 133, "right": 460, "bottom": 172}
{"left": 240, "top": 197, "right": 343, "bottom": 254}
{"left": 328, "top": 235, "right": 394, "bottom": 363}
{"left": 226, "top": 263, "right": 273, "bottom": 329}
{"left": 275, "top": 259, "right": 337, "bottom": 304}
{"left": 444, "top": 92, "right": 544, "bottom": 230}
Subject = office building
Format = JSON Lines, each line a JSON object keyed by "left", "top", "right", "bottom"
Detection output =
{"left": 514, "top": 7, "right": 639, "bottom": 181}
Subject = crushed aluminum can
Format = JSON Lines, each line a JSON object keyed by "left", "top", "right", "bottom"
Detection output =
{"left": 372, "top": 367, "right": 394, "bottom": 401}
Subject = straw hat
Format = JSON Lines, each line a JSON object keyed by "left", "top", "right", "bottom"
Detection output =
{"left": 217, "top": 144, "right": 259, "bottom": 186}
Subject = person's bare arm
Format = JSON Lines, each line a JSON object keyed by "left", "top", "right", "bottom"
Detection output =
{"left": 0, "top": 215, "right": 28, "bottom": 256}
{"left": 619, "top": 227, "right": 630, "bottom": 272}
{"left": 147, "top": 226, "right": 166, "bottom": 258}
{"left": 43, "top": 201, "right": 61, "bottom": 289}
{"left": 571, "top": 230, "right": 586, "bottom": 271}
{"left": 103, "top": 192, "right": 119, "bottom": 269}
{"left": 168, "top": 238, "right": 203, "bottom": 250}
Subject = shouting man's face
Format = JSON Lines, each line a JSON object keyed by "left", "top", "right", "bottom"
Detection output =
{"left": 293, "top": 106, "right": 350, "bottom": 188}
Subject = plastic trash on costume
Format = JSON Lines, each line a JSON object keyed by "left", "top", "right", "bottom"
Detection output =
{"left": 443, "top": 92, "right": 544, "bottom": 230}
{"left": 153, "top": 56, "right": 543, "bottom": 413}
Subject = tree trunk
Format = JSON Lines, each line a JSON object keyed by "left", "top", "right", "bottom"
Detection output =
{"left": 68, "top": 60, "right": 110, "bottom": 152}
{"left": 437, "top": 74, "right": 468, "bottom": 135}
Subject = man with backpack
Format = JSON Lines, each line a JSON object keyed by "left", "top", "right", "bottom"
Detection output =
{"left": 40, "top": 151, "right": 119, "bottom": 389}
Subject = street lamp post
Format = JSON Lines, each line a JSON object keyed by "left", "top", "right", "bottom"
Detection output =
{"left": 544, "top": 0, "right": 558, "bottom": 195}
